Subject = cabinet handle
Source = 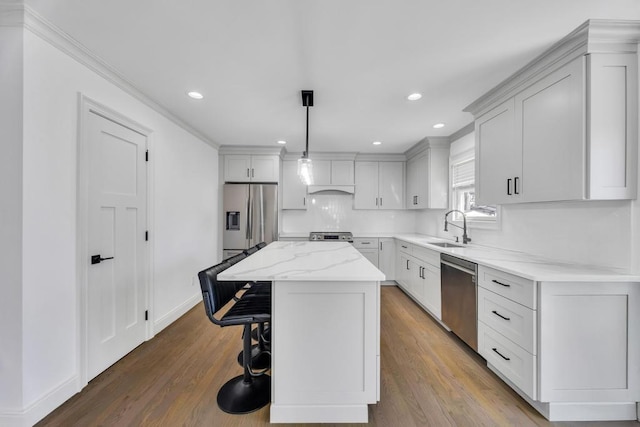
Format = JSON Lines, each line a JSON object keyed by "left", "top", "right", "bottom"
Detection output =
{"left": 421, "top": 267, "right": 425, "bottom": 279}
{"left": 375, "top": 197, "right": 378, "bottom": 206}
{"left": 251, "top": 168, "right": 254, "bottom": 178}
{"left": 406, "top": 260, "right": 409, "bottom": 270}
{"left": 492, "top": 279, "right": 511, "bottom": 288}
{"left": 303, "top": 197, "right": 306, "bottom": 206}
{"left": 380, "top": 241, "right": 382, "bottom": 250}
{"left": 514, "top": 176, "right": 519, "bottom": 195}
{"left": 492, "top": 310, "right": 511, "bottom": 321}
{"left": 507, "top": 178, "right": 512, "bottom": 195}
{"left": 401, "top": 245, "right": 407, "bottom": 249}
{"left": 492, "top": 347, "right": 511, "bottom": 361}
{"left": 380, "top": 197, "right": 382, "bottom": 206}
{"left": 361, "top": 242, "right": 371, "bottom": 245}
{"left": 247, "top": 168, "right": 250, "bottom": 177}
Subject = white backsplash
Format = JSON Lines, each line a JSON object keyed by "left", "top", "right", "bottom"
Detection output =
{"left": 281, "top": 193, "right": 416, "bottom": 234}
{"left": 415, "top": 200, "right": 634, "bottom": 272}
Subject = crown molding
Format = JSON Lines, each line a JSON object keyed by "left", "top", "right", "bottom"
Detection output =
{"left": 354, "top": 153, "right": 407, "bottom": 162}
{"left": 405, "top": 136, "right": 450, "bottom": 159}
{"left": 464, "top": 19, "right": 640, "bottom": 116}
{"left": 218, "top": 145, "right": 284, "bottom": 156}
{"left": 4, "top": 2, "right": 220, "bottom": 149}
{"left": 448, "top": 122, "right": 474, "bottom": 143}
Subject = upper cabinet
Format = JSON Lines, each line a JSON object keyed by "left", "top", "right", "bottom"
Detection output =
{"left": 467, "top": 21, "right": 639, "bottom": 205}
{"left": 406, "top": 139, "right": 449, "bottom": 209}
{"left": 312, "top": 160, "right": 354, "bottom": 185}
{"left": 354, "top": 161, "right": 404, "bottom": 209}
{"left": 224, "top": 154, "right": 280, "bottom": 183}
{"left": 282, "top": 160, "right": 307, "bottom": 210}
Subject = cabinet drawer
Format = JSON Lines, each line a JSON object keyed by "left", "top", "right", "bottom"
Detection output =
{"left": 353, "top": 238, "right": 379, "bottom": 249}
{"left": 478, "top": 321, "right": 536, "bottom": 400}
{"left": 397, "top": 241, "right": 412, "bottom": 255}
{"left": 478, "top": 288, "right": 536, "bottom": 354}
{"left": 412, "top": 246, "right": 440, "bottom": 267}
{"left": 478, "top": 265, "right": 536, "bottom": 309}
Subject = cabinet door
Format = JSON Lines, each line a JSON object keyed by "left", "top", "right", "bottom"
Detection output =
{"left": 282, "top": 160, "right": 307, "bottom": 210}
{"left": 312, "top": 160, "right": 331, "bottom": 185}
{"left": 224, "top": 155, "right": 252, "bottom": 182}
{"left": 378, "top": 162, "right": 404, "bottom": 209}
{"left": 397, "top": 252, "right": 411, "bottom": 290}
{"left": 251, "top": 155, "right": 279, "bottom": 182}
{"left": 354, "top": 162, "right": 379, "bottom": 209}
{"left": 406, "top": 156, "right": 418, "bottom": 209}
{"left": 476, "top": 98, "right": 518, "bottom": 205}
{"left": 427, "top": 148, "right": 449, "bottom": 209}
{"left": 358, "top": 248, "right": 379, "bottom": 268}
{"left": 414, "top": 154, "right": 428, "bottom": 209}
{"left": 422, "top": 263, "right": 442, "bottom": 320}
{"left": 517, "top": 56, "right": 585, "bottom": 202}
{"left": 410, "top": 259, "right": 424, "bottom": 301}
{"left": 331, "top": 160, "right": 354, "bottom": 185}
{"left": 378, "top": 238, "right": 395, "bottom": 281}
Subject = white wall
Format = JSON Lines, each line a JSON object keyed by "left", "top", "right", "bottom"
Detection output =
{"left": 16, "top": 26, "right": 218, "bottom": 424}
{"left": 0, "top": 25, "right": 24, "bottom": 415}
{"left": 281, "top": 193, "right": 416, "bottom": 235}
{"left": 416, "top": 131, "right": 636, "bottom": 272}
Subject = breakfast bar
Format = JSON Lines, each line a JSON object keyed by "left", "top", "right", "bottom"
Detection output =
{"left": 218, "top": 241, "right": 385, "bottom": 423}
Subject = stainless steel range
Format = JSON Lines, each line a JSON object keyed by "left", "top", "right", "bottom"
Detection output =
{"left": 308, "top": 231, "right": 354, "bottom": 243}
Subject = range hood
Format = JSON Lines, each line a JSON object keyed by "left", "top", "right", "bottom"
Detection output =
{"left": 307, "top": 185, "right": 355, "bottom": 194}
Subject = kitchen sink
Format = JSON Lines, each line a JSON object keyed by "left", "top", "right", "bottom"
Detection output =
{"left": 427, "top": 242, "right": 464, "bottom": 248}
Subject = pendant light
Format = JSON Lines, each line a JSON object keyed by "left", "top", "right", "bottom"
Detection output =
{"left": 298, "top": 90, "right": 314, "bottom": 185}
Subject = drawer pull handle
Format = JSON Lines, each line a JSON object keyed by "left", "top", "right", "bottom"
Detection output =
{"left": 492, "top": 310, "right": 511, "bottom": 321}
{"left": 492, "top": 279, "right": 510, "bottom": 287}
{"left": 492, "top": 347, "right": 510, "bottom": 361}
{"left": 401, "top": 245, "right": 408, "bottom": 249}
{"left": 361, "top": 242, "right": 370, "bottom": 245}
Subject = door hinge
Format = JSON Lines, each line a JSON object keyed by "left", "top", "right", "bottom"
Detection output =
{"left": 145, "top": 310, "right": 149, "bottom": 321}
{"left": 145, "top": 231, "right": 149, "bottom": 241}
{"left": 145, "top": 150, "right": 149, "bottom": 162}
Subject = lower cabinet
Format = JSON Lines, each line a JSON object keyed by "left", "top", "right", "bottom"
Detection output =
{"left": 395, "top": 241, "right": 441, "bottom": 320}
{"left": 354, "top": 237, "right": 396, "bottom": 281}
{"left": 478, "top": 264, "right": 640, "bottom": 421}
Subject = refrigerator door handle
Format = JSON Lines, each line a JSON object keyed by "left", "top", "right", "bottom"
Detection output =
{"left": 246, "top": 192, "right": 252, "bottom": 241}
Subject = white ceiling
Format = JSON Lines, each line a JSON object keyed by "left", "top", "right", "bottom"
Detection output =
{"left": 24, "top": 0, "right": 640, "bottom": 153}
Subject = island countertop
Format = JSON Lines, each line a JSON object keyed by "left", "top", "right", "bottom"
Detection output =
{"left": 218, "top": 241, "right": 386, "bottom": 282}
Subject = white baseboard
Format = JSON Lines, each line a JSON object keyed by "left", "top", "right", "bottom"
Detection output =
{"left": 270, "top": 404, "right": 369, "bottom": 423}
{"left": 153, "top": 293, "right": 201, "bottom": 333}
{"left": 0, "top": 375, "right": 79, "bottom": 427}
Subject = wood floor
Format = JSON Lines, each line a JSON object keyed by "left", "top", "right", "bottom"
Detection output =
{"left": 38, "top": 286, "right": 638, "bottom": 427}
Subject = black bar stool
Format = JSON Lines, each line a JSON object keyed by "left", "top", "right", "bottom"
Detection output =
{"left": 198, "top": 262, "right": 271, "bottom": 414}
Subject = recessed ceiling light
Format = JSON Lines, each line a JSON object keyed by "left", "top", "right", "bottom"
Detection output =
{"left": 277, "top": 140, "right": 287, "bottom": 145}
{"left": 433, "top": 123, "right": 445, "bottom": 129}
{"left": 187, "top": 91, "right": 204, "bottom": 99}
{"left": 372, "top": 141, "right": 382, "bottom": 146}
{"left": 407, "top": 93, "right": 422, "bottom": 101}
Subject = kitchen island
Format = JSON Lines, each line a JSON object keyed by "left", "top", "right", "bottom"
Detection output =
{"left": 218, "top": 241, "right": 385, "bottom": 423}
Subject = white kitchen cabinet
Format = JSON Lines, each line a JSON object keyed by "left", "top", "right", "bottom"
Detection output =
{"left": 474, "top": 53, "right": 637, "bottom": 205}
{"left": 282, "top": 160, "right": 307, "bottom": 210}
{"left": 353, "top": 238, "right": 379, "bottom": 267}
{"left": 406, "top": 148, "right": 449, "bottom": 209}
{"left": 311, "top": 160, "right": 354, "bottom": 185}
{"left": 224, "top": 154, "right": 280, "bottom": 183}
{"left": 394, "top": 241, "right": 441, "bottom": 320}
{"left": 354, "top": 161, "right": 404, "bottom": 210}
{"left": 378, "top": 238, "right": 395, "bottom": 281}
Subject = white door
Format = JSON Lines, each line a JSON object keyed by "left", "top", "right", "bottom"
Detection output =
{"left": 282, "top": 160, "right": 307, "bottom": 209}
{"left": 87, "top": 111, "right": 148, "bottom": 380}
{"left": 354, "top": 161, "right": 379, "bottom": 209}
{"left": 224, "top": 155, "right": 252, "bottom": 182}
{"left": 250, "top": 155, "right": 279, "bottom": 182}
{"left": 378, "top": 162, "right": 404, "bottom": 209}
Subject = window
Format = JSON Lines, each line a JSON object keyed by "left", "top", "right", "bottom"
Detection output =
{"left": 450, "top": 154, "right": 497, "bottom": 222}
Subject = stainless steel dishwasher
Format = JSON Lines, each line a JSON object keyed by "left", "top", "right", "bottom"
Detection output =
{"left": 441, "top": 253, "right": 478, "bottom": 350}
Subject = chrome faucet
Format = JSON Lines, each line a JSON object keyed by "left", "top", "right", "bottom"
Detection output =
{"left": 444, "top": 210, "right": 471, "bottom": 244}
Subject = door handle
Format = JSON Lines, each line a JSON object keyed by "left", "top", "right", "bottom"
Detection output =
{"left": 251, "top": 168, "right": 255, "bottom": 178}
{"left": 91, "top": 254, "right": 114, "bottom": 265}
{"left": 380, "top": 197, "right": 382, "bottom": 206}
{"left": 507, "top": 178, "right": 512, "bottom": 195}
{"left": 406, "top": 260, "right": 409, "bottom": 270}
{"left": 246, "top": 168, "right": 250, "bottom": 177}
{"left": 514, "top": 176, "right": 519, "bottom": 195}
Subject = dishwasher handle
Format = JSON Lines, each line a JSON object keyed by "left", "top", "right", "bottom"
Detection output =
{"left": 441, "top": 259, "right": 477, "bottom": 277}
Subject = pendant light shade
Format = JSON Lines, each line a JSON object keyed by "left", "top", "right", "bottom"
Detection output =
{"left": 298, "top": 90, "right": 314, "bottom": 185}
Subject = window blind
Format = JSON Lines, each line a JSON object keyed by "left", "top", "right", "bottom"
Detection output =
{"left": 452, "top": 158, "right": 474, "bottom": 188}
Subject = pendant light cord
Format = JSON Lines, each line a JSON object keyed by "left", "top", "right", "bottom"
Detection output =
{"left": 305, "top": 105, "right": 309, "bottom": 158}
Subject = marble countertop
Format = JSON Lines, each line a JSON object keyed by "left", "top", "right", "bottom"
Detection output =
{"left": 218, "top": 241, "right": 386, "bottom": 282}
{"left": 394, "top": 233, "right": 640, "bottom": 282}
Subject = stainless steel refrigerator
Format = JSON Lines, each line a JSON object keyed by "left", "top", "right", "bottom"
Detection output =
{"left": 223, "top": 183, "right": 278, "bottom": 259}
